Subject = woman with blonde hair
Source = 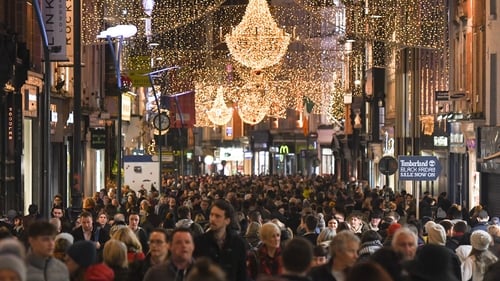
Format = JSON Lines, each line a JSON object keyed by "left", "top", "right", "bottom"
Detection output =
{"left": 111, "top": 226, "right": 145, "bottom": 263}
{"left": 246, "top": 222, "right": 283, "bottom": 280}
{"left": 103, "top": 239, "right": 129, "bottom": 281}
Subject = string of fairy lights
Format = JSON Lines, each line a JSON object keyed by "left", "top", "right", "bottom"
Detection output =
{"left": 81, "top": 0, "right": 448, "bottom": 126}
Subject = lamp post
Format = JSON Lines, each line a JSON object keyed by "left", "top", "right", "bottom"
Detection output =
{"left": 97, "top": 25, "right": 137, "bottom": 204}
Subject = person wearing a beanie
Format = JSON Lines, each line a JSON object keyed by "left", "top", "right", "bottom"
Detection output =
{"left": 26, "top": 221, "right": 69, "bottom": 281}
{"left": 462, "top": 230, "right": 498, "bottom": 281}
{"left": 0, "top": 254, "right": 26, "bottom": 281}
{"left": 425, "top": 221, "right": 447, "bottom": 246}
{"left": 65, "top": 240, "right": 97, "bottom": 281}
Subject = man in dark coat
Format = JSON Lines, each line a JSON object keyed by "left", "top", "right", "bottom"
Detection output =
{"left": 71, "top": 211, "right": 109, "bottom": 261}
{"left": 194, "top": 199, "right": 247, "bottom": 281}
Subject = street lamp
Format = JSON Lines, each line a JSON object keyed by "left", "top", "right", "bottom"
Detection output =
{"left": 97, "top": 24, "right": 137, "bottom": 204}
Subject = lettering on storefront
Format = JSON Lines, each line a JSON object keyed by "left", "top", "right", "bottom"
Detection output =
{"left": 8, "top": 107, "right": 14, "bottom": 141}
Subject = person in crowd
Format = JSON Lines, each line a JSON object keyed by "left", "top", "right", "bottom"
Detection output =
{"left": 383, "top": 223, "right": 401, "bottom": 246}
{"left": 53, "top": 235, "right": 73, "bottom": 262}
{"left": 311, "top": 245, "right": 328, "bottom": 268}
{"left": 50, "top": 217, "right": 62, "bottom": 234}
{"left": 176, "top": 206, "right": 204, "bottom": 238}
{"left": 23, "top": 204, "right": 42, "bottom": 230}
{"left": 347, "top": 261, "right": 394, "bottom": 281}
{"left": 82, "top": 197, "right": 98, "bottom": 219}
{"left": 96, "top": 211, "right": 111, "bottom": 234}
{"left": 472, "top": 210, "right": 490, "bottom": 233}
{"left": 348, "top": 212, "right": 369, "bottom": 237}
{"left": 446, "top": 220, "right": 469, "bottom": 251}
{"left": 65, "top": 240, "right": 97, "bottom": 281}
{"left": 0, "top": 254, "right": 26, "bottom": 281}
{"left": 424, "top": 221, "right": 462, "bottom": 280}
{"left": 127, "top": 211, "right": 149, "bottom": 254}
{"left": 111, "top": 226, "right": 145, "bottom": 263}
{"left": 51, "top": 205, "right": 72, "bottom": 233}
{"left": 71, "top": 211, "right": 109, "bottom": 261}
{"left": 317, "top": 226, "right": 336, "bottom": 249}
{"left": 406, "top": 244, "right": 459, "bottom": 281}
{"left": 488, "top": 224, "right": 500, "bottom": 257}
{"left": 357, "top": 230, "right": 383, "bottom": 261}
{"left": 245, "top": 210, "right": 263, "bottom": 248}
{"left": 367, "top": 211, "right": 383, "bottom": 232}
{"left": 309, "top": 230, "right": 361, "bottom": 281}
{"left": 301, "top": 214, "right": 319, "bottom": 246}
{"left": 11, "top": 215, "right": 25, "bottom": 241}
{"left": 194, "top": 199, "right": 247, "bottom": 281}
{"left": 186, "top": 257, "right": 227, "bottom": 281}
{"left": 26, "top": 220, "right": 69, "bottom": 281}
{"left": 103, "top": 239, "right": 129, "bottom": 281}
{"left": 279, "top": 237, "right": 313, "bottom": 281}
{"left": 0, "top": 237, "right": 26, "bottom": 259}
{"left": 370, "top": 247, "right": 407, "bottom": 281}
{"left": 391, "top": 227, "right": 418, "bottom": 261}
{"left": 143, "top": 228, "right": 195, "bottom": 281}
{"left": 84, "top": 263, "right": 115, "bottom": 281}
{"left": 462, "top": 230, "right": 498, "bottom": 281}
{"left": 129, "top": 228, "right": 170, "bottom": 281}
{"left": 247, "top": 222, "right": 283, "bottom": 280}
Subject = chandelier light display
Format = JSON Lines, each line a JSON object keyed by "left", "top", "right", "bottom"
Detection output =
{"left": 225, "top": 0, "right": 291, "bottom": 70}
{"left": 206, "top": 86, "right": 233, "bottom": 126}
{"left": 237, "top": 82, "right": 271, "bottom": 125}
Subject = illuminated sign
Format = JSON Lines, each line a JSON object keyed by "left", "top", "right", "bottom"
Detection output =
{"left": 8, "top": 107, "right": 14, "bottom": 141}
{"left": 279, "top": 145, "right": 289, "bottom": 154}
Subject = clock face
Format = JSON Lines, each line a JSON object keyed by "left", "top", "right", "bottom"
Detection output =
{"left": 153, "top": 113, "right": 170, "bottom": 130}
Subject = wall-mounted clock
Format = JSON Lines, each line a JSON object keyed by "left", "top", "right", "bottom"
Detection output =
{"left": 152, "top": 112, "right": 170, "bottom": 135}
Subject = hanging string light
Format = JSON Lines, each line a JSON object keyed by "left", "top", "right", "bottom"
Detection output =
{"left": 206, "top": 86, "right": 234, "bottom": 126}
{"left": 225, "top": 0, "right": 291, "bottom": 70}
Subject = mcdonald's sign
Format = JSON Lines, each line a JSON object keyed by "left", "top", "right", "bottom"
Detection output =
{"left": 279, "top": 145, "right": 289, "bottom": 154}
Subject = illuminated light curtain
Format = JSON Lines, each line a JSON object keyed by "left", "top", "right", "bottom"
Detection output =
{"left": 206, "top": 86, "right": 233, "bottom": 126}
{"left": 225, "top": 0, "right": 291, "bottom": 70}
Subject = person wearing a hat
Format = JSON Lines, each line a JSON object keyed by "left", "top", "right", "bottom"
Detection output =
{"left": 26, "top": 221, "right": 69, "bottom": 281}
{"left": 462, "top": 230, "right": 498, "bottom": 281}
{"left": 406, "top": 244, "right": 459, "bottom": 281}
{"left": 424, "top": 221, "right": 462, "bottom": 280}
{"left": 65, "top": 240, "right": 97, "bottom": 281}
{"left": 0, "top": 254, "right": 26, "bottom": 281}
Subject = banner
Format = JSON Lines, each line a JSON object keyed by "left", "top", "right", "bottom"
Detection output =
{"left": 43, "top": 0, "right": 67, "bottom": 61}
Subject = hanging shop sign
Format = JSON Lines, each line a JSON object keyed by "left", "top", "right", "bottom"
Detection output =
{"left": 42, "top": 0, "right": 67, "bottom": 61}
{"left": 398, "top": 156, "right": 442, "bottom": 181}
{"left": 90, "top": 128, "right": 106, "bottom": 149}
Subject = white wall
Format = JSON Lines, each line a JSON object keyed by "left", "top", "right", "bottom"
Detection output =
{"left": 124, "top": 161, "right": 160, "bottom": 192}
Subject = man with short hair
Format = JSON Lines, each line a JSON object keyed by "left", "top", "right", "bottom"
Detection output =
{"left": 309, "top": 230, "right": 361, "bottom": 281}
{"left": 279, "top": 237, "right": 313, "bottom": 281}
{"left": 472, "top": 210, "right": 490, "bottom": 233}
{"left": 130, "top": 228, "right": 170, "bottom": 281}
{"left": 71, "top": 211, "right": 109, "bottom": 259}
{"left": 194, "top": 199, "right": 247, "bottom": 281}
{"left": 143, "top": 228, "right": 194, "bottom": 281}
{"left": 26, "top": 220, "right": 69, "bottom": 281}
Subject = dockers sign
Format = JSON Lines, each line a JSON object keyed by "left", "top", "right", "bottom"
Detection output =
{"left": 398, "top": 156, "right": 442, "bottom": 181}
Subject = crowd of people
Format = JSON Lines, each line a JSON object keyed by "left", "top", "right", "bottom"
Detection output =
{"left": 1, "top": 174, "right": 500, "bottom": 281}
